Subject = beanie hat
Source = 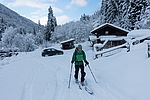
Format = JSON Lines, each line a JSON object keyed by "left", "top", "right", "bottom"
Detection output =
{"left": 77, "top": 44, "right": 82, "bottom": 49}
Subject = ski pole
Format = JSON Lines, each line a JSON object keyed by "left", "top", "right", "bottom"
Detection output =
{"left": 68, "top": 64, "right": 73, "bottom": 88}
{"left": 87, "top": 64, "right": 98, "bottom": 83}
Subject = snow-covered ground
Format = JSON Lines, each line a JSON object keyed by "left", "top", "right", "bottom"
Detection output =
{"left": 0, "top": 41, "right": 150, "bottom": 100}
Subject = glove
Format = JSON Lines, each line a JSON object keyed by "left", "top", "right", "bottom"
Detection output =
{"left": 71, "top": 60, "right": 74, "bottom": 64}
{"left": 85, "top": 61, "right": 89, "bottom": 66}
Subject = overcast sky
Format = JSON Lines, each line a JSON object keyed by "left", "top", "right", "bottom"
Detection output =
{"left": 1, "top": 0, "right": 101, "bottom": 25}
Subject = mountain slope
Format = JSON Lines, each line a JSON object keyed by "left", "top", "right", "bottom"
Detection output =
{"left": 0, "top": 3, "right": 39, "bottom": 32}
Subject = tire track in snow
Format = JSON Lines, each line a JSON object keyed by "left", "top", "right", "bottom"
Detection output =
{"left": 20, "top": 81, "right": 34, "bottom": 100}
{"left": 19, "top": 59, "right": 43, "bottom": 100}
{"left": 51, "top": 66, "right": 60, "bottom": 100}
{"left": 31, "top": 57, "right": 67, "bottom": 100}
{"left": 19, "top": 58, "right": 55, "bottom": 100}
{"left": 35, "top": 60, "right": 58, "bottom": 100}
{"left": 51, "top": 62, "right": 75, "bottom": 100}
{"left": 19, "top": 72, "right": 36, "bottom": 100}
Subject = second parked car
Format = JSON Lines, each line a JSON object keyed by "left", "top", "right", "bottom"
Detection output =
{"left": 42, "top": 48, "right": 64, "bottom": 57}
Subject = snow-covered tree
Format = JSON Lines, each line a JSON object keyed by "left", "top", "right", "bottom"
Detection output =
{"left": 52, "top": 21, "right": 92, "bottom": 43}
{"left": 2, "top": 27, "right": 18, "bottom": 48}
{"left": 99, "top": 0, "right": 108, "bottom": 23}
{"left": 34, "top": 31, "right": 44, "bottom": 45}
{"left": 92, "top": 0, "right": 149, "bottom": 31}
{"left": 19, "top": 28, "right": 26, "bottom": 35}
{"left": 98, "top": 0, "right": 121, "bottom": 24}
{"left": 80, "top": 14, "right": 90, "bottom": 23}
{"left": 38, "top": 20, "right": 41, "bottom": 26}
{"left": 33, "top": 27, "right": 36, "bottom": 36}
{"left": 1, "top": 27, "right": 37, "bottom": 52}
{"left": 136, "top": 5, "right": 150, "bottom": 29}
{"left": 118, "top": 0, "right": 130, "bottom": 30}
{"left": 38, "top": 20, "right": 42, "bottom": 32}
{"left": 94, "top": 0, "right": 125, "bottom": 27}
{"left": 44, "top": 6, "right": 57, "bottom": 42}
{"left": 0, "top": 17, "right": 7, "bottom": 40}
{"left": 23, "top": 34, "right": 37, "bottom": 52}
{"left": 128, "top": 0, "right": 148, "bottom": 30}
{"left": 106, "top": 0, "right": 119, "bottom": 23}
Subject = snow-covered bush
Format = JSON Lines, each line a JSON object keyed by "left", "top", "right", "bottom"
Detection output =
{"left": 2, "top": 27, "right": 18, "bottom": 48}
{"left": 34, "top": 31, "right": 44, "bottom": 46}
{"left": 23, "top": 34, "right": 37, "bottom": 52}
{"left": 1, "top": 27, "right": 37, "bottom": 52}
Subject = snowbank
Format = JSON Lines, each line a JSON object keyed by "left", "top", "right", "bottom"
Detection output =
{"left": 127, "top": 29, "right": 150, "bottom": 38}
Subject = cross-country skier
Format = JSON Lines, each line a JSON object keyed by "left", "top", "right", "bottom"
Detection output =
{"left": 71, "top": 44, "right": 89, "bottom": 85}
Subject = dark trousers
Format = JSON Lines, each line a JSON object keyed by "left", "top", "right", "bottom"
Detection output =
{"left": 74, "top": 64, "right": 86, "bottom": 82}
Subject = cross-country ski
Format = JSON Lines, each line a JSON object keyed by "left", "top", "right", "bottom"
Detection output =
{"left": 75, "top": 80, "right": 94, "bottom": 95}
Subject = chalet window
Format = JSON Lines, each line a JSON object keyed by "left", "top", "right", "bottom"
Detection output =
{"left": 105, "top": 31, "right": 109, "bottom": 35}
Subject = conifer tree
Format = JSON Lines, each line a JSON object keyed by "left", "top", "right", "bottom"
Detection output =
{"left": 44, "top": 6, "right": 57, "bottom": 41}
{"left": 136, "top": 5, "right": 150, "bottom": 29}
{"left": 128, "top": 0, "right": 148, "bottom": 30}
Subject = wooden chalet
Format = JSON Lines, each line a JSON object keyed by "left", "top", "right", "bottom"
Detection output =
{"left": 90, "top": 23, "right": 129, "bottom": 49}
{"left": 60, "top": 39, "right": 75, "bottom": 50}
{"left": 91, "top": 23, "right": 129, "bottom": 37}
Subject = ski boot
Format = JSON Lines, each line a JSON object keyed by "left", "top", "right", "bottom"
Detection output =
{"left": 81, "top": 81, "right": 85, "bottom": 86}
{"left": 75, "top": 79, "right": 78, "bottom": 83}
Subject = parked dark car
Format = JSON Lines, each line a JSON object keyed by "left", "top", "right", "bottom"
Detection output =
{"left": 42, "top": 48, "right": 64, "bottom": 57}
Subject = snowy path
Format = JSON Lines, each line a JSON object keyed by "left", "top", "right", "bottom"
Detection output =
{"left": 0, "top": 50, "right": 121, "bottom": 100}
{"left": 1, "top": 42, "right": 150, "bottom": 100}
{"left": 15, "top": 50, "right": 129, "bottom": 100}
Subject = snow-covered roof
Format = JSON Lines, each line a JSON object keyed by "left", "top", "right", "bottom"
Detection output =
{"left": 127, "top": 29, "right": 150, "bottom": 38}
{"left": 91, "top": 23, "right": 129, "bottom": 33}
{"left": 60, "top": 38, "right": 75, "bottom": 44}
